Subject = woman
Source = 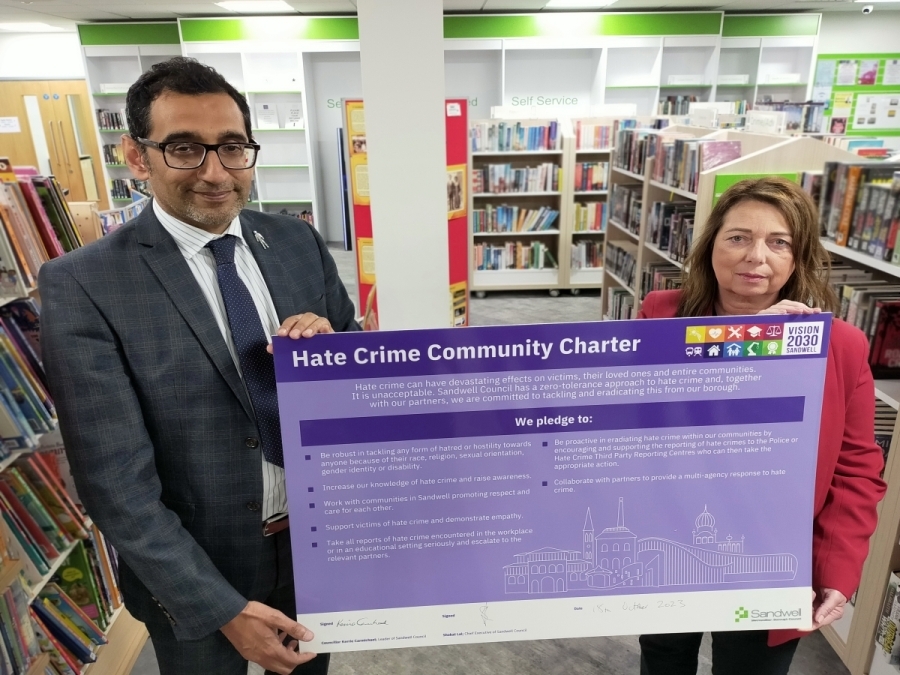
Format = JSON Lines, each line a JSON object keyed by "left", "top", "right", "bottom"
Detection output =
{"left": 637, "top": 177, "right": 886, "bottom": 674}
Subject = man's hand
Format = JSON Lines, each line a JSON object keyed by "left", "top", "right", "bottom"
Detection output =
{"left": 799, "top": 588, "right": 847, "bottom": 631}
{"left": 757, "top": 300, "right": 822, "bottom": 315}
{"left": 266, "top": 313, "right": 333, "bottom": 353}
{"left": 220, "top": 601, "right": 317, "bottom": 674}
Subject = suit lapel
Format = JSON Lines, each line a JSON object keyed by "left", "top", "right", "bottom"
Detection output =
{"left": 136, "top": 209, "right": 254, "bottom": 421}
{"left": 240, "top": 214, "right": 296, "bottom": 323}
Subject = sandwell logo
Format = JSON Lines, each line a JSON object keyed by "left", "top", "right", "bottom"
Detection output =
{"left": 733, "top": 606, "right": 802, "bottom": 623}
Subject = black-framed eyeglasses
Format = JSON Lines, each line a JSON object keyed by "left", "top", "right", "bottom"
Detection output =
{"left": 136, "top": 138, "right": 260, "bottom": 170}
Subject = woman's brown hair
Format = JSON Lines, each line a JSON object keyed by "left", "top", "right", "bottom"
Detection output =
{"left": 676, "top": 177, "right": 839, "bottom": 318}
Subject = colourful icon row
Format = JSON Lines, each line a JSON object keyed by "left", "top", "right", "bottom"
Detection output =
{"left": 685, "top": 340, "right": 783, "bottom": 359}
{"left": 685, "top": 324, "right": 784, "bottom": 344}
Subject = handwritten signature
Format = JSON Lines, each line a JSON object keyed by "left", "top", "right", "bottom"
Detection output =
{"left": 336, "top": 618, "right": 389, "bottom": 627}
{"left": 480, "top": 604, "right": 492, "bottom": 627}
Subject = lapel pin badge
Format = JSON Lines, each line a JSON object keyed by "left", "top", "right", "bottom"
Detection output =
{"left": 254, "top": 231, "right": 269, "bottom": 249}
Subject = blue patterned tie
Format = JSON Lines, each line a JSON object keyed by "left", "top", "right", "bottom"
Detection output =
{"left": 206, "top": 235, "right": 283, "bottom": 468}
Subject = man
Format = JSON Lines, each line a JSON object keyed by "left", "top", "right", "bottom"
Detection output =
{"left": 39, "top": 57, "right": 359, "bottom": 675}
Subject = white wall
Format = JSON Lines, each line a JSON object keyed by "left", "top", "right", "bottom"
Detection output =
{"left": 819, "top": 11, "right": 900, "bottom": 54}
{"left": 0, "top": 33, "right": 84, "bottom": 79}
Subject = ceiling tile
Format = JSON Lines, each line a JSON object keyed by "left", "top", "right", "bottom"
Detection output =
{"left": 289, "top": 0, "right": 356, "bottom": 11}
{"left": 482, "top": 0, "right": 546, "bottom": 9}
{"left": 443, "top": 0, "right": 486, "bottom": 9}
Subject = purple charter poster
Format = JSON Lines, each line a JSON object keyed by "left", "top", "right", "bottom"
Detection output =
{"left": 273, "top": 315, "right": 830, "bottom": 652}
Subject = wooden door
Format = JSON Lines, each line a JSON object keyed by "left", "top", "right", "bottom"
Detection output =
{"left": 0, "top": 80, "right": 109, "bottom": 209}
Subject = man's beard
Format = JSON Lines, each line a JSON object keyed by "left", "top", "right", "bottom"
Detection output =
{"left": 181, "top": 182, "right": 248, "bottom": 229}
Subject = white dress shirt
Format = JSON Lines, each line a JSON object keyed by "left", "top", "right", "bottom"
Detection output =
{"left": 154, "top": 200, "right": 287, "bottom": 521}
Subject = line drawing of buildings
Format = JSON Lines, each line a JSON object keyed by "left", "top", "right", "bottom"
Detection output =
{"left": 503, "top": 499, "right": 797, "bottom": 595}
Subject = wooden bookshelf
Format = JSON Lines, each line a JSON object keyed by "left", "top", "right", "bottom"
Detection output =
{"left": 25, "top": 652, "right": 50, "bottom": 675}
{"left": 813, "top": 224, "right": 900, "bottom": 674}
{"left": 0, "top": 558, "right": 24, "bottom": 593}
{"left": 602, "top": 129, "right": 855, "bottom": 319}
{"left": 83, "top": 608, "right": 149, "bottom": 675}
{"left": 27, "top": 539, "right": 81, "bottom": 602}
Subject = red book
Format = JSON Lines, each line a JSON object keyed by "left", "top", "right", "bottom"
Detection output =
{"left": 16, "top": 178, "right": 64, "bottom": 259}
{"left": 0, "top": 481, "right": 58, "bottom": 560}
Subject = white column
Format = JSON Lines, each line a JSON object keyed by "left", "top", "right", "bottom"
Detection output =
{"left": 357, "top": 0, "right": 450, "bottom": 330}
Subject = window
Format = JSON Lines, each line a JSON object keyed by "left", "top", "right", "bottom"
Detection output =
{"left": 601, "top": 544, "right": 608, "bottom": 552}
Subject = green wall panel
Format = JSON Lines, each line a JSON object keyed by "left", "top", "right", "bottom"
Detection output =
{"left": 179, "top": 17, "right": 359, "bottom": 42}
{"left": 443, "top": 12, "right": 720, "bottom": 38}
{"left": 78, "top": 23, "right": 180, "bottom": 45}
{"left": 722, "top": 15, "right": 819, "bottom": 37}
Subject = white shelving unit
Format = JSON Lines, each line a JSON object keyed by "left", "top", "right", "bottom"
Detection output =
{"left": 468, "top": 118, "right": 571, "bottom": 297}
{"left": 182, "top": 44, "right": 320, "bottom": 228}
{"left": 81, "top": 42, "right": 182, "bottom": 207}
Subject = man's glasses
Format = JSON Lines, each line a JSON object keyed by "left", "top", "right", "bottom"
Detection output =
{"left": 136, "top": 138, "right": 260, "bottom": 170}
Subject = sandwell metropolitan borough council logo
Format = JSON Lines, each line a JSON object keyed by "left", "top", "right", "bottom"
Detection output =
{"left": 732, "top": 605, "right": 803, "bottom": 624}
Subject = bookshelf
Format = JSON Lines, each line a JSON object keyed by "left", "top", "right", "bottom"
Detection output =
{"left": 179, "top": 45, "right": 319, "bottom": 228}
{"left": 83, "top": 608, "right": 148, "bottom": 675}
{"left": 601, "top": 128, "right": 852, "bottom": 316}
{"left": 811, "top": 233, "right": 900, "bottom": 674}
{"left": 568, "top": 118, "right": 615, "bottom": 293}
{"left": 469, "top": 118, "right": 571, "bottom": 297}
{"left": 78, "top": 25, "right": 182, "bottom": 208}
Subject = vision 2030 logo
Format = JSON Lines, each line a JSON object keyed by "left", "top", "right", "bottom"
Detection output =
{"left": 734, "top": 605, "right": 802, "bottom": 623}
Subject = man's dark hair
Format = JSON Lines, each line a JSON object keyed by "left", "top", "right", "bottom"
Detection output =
{"left": 126, "top": 56, "right": 252, "bottom": 142}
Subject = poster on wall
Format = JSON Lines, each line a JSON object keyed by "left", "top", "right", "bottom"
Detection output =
{"left": 342, "top": 99, "right": 471, "bottom": 331}
{"left": 858, "top": 60, "right": 879, "bottom": 86}
{"left": 815, "top": 60, "right": 836, "bottom": 86}
{"left": 836, "top": 60, "right": 859, "bottom": 86}
{"left": 884, "top": 60, "right": 900, "bottom": 86}
{"left": 853, "top": 94, "right": 900, "bottom": 130}
{"left": 274, "top": 315, "right": 830, "bottom": 652}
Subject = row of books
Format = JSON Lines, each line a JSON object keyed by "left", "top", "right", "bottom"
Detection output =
{"left": 818, "top": 162, "right": 900, "bottom": 260}
{"left": 571, "top": 240, "right": 603, "bottom": 270}
{"left": 574, "top": 162, "right": 609, "bottom": 192}
{"left": 718, "top": 100, "right": 749, "bottom": 115}
{"left": 755, "top": 102, "right": 824, "bottom": 134}
{"left": 641, "top": 261, "right": 682, "bottom": 299}
{"left": 473, "top": 241, "right": 558, "bottom": 271}
{"left": 471, "top": 163, "right": 561, "bottom": 194}
{"left": 469, "top": 122, "right": 561, "bottom": 153}
{"left": 613, "top": 128, "right": 655, "bottom": 177}
{"left": 472, "top": 205, "right": 560, "bottom": 233}
{"left": 875, "top": 398, "right": 896, "bottom": 476}
{"left": 573, "top": 202, "right": 607, "bottom": 232}
{"left": 575, "top": 122, "right": 612, "bottom": 151}
{"left": 876, "top": 571, "right": 900, "bottom": 667}
{"left": 830, "top": 265, "right": 900, "bottom": 378}
{"left": 646, "top": 200, "right": 697, "bottom": 264}
{"left": 99, "top": 197, "right": 149, "bottom": 237}
{"left": 610, "top": 184, "right": 642, "bottom": 238}
{"left": 109, "top": 179, "right": 135, "bottom": 201}
{"left": 607, "top": 287, "right": 636, "bottom": 320}
{"left": 101, "top": 144, "right": 125, "bottom": 166}
{"left": 605, "top": 241, "right": 638, "bottom": 290}
{"left": 95, "top": 109, "right": 127, "bottom": 132}
{"left": 0, "top": 562, "right": 40, "bottom": 674}
{"left": 658, "top": 95, "right": 698, "bottom": 116}
{"left": 651, "top": 138, "right": 741, "bottom": 194}
{"left": 0, "top": 160, "right": 83, "bottom": 297}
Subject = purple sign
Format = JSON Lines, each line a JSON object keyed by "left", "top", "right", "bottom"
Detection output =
{"left": 274, "top": 316, "right": 830, "bottom": 652}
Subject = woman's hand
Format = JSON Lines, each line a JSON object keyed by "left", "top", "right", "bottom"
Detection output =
{"left": 799, "top": 588, "right": 847, "bottom": 631}
{"left": 757, "top": 300, "right": 822, "bottom": 315}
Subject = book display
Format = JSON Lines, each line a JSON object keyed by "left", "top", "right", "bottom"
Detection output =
{"left": 469, "top": 119, "right": 569, "bottom": 296}
{"left": 0, "top": 155, "right": 148, "bottom": 674}
{"left": 79, "top": 24, "right": 181, "bottom": 208}
{"left": 601, "top": 128, "right": 856, "bottom": 317}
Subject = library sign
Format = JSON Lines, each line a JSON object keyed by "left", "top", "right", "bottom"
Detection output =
{"left": 274, "top": 315, "right": 829, "bottom": 652}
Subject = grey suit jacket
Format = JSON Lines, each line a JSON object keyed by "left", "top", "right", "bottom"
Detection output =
{"left": 39, "top": 204, "right": 360, "bottom": 641}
